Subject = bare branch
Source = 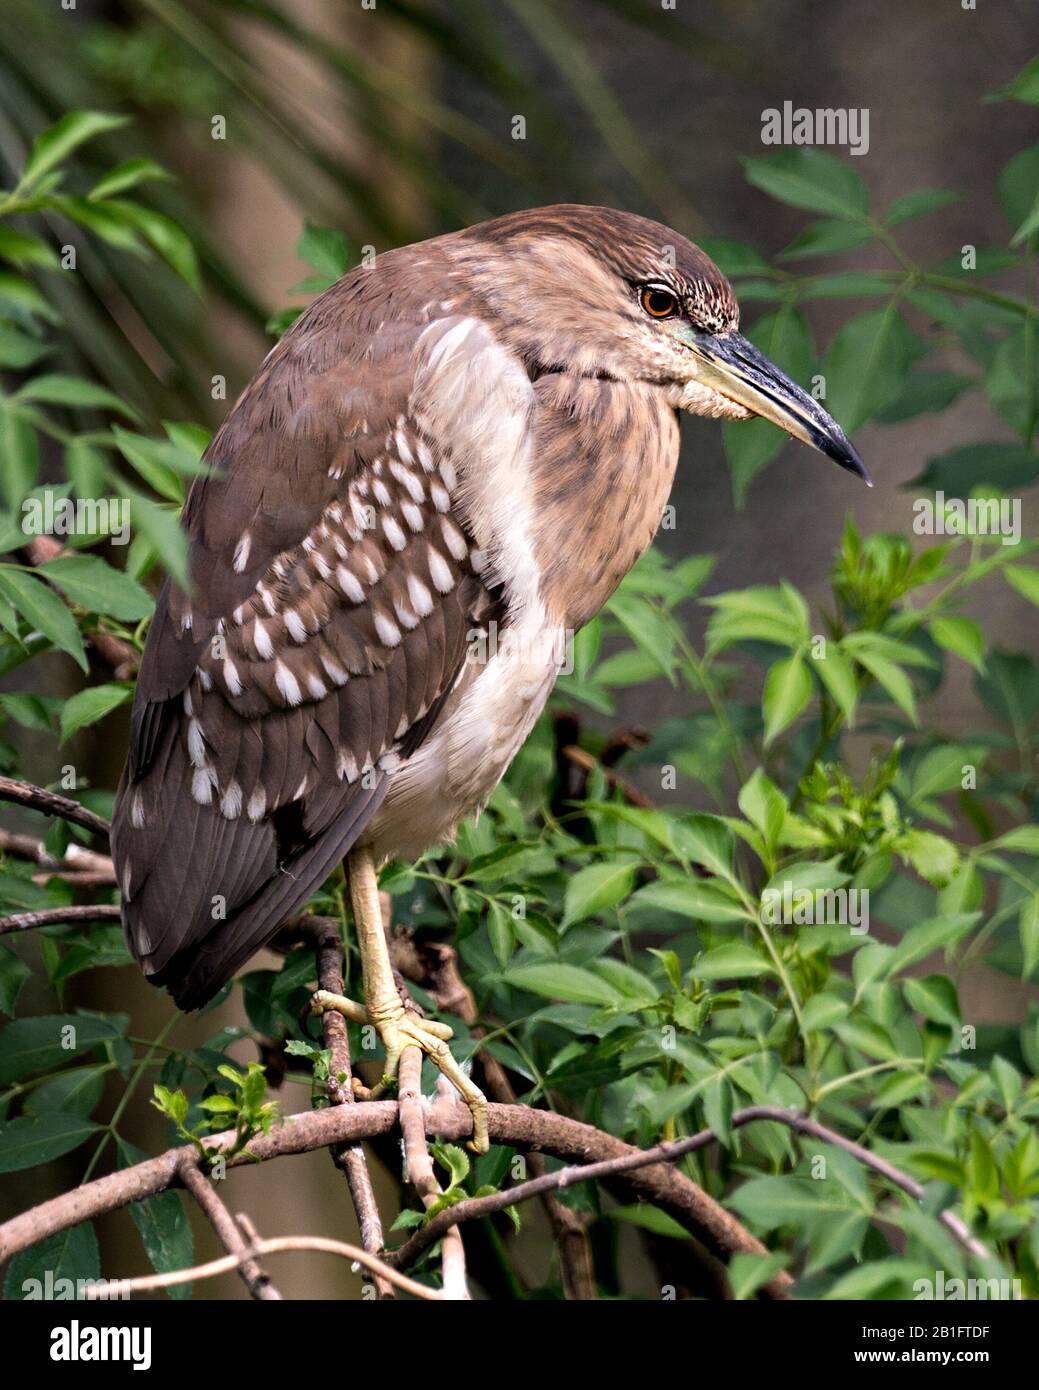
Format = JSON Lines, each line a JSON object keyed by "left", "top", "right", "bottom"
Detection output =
{"left": 308, "top": 915, "right": 393, "bottom": 1299}
{"left": 0, "top": 777, "right": 111, "bottom": 837}
{"left": 0, "top": 903, "right": 121, "bottom": 936}
{"left": 179, "top": 1159, "right": 282, "bottom": 1301}
{"left": 85, "top": 1235, "right": 440, "bottom": 1301}
{"left": 387, "top": 1104, "right": 989, "bottom": 1274}
{"left": 0, "top": 828, "right": 115, "bottom": 878}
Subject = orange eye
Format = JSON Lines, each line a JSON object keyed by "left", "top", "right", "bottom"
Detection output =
{"left": 640, "top": 285, "right": 678, "bottom": 319}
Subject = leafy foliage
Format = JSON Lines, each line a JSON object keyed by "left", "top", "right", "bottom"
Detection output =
{"left": 2, "top": 71, "right": 1039, "bottom": 1301}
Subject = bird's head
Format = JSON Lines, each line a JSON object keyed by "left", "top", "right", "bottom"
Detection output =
{"left": 454, "top": 204, "right": 870, "bottom": 484}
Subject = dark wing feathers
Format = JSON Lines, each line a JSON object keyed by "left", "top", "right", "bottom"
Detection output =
{"left": 112, "top": 273, "right": 491, "bottom": 1008}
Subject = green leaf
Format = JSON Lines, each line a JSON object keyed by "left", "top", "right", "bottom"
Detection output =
{"left": 992, "top": 826, "right": 1039, "bottom": 854}
{"left": 117, "top": 1138, "right": 194, "bottom": 1298}
{"left": 833, "top": 1017, "right": 899, "bottom": 1061}
{"left": 811, "top": 645, "right": 858, "bottom": 724}
{"left": 18, "top": 111, "right": 130, "bottom": 194}
{"left": 778, "top": 219, "right": 874, "bottom": 260}
{"left": 697, "top": 239, "right": 772, "bottom": 275}
{"left": 876, "top": 370, "right": 974, "bottom": 423}
{"left": 25, "top": 1066, "right": 107, "bottom": 1118}
{"left": 632, "top": 878, "right": 748, "bottom": 924}
{"left": 898, "top": 829, "right": 959, "bottom": 886}
{"left": 59, "top": 683, "right": 132, "bottom": 743}
{"left": 0, "top": 1013, "right": 125, "bottom": 1085}
{"left": 993, "top": 56, "right": 1039, "bottom": 104}
{"left": 64, "top": 440, "right": 108, "bottom": 499}
{"left": 801, "top": 993, "right": 849, "bottom": 1031}
{"left": 0, "top": 1113, "right": 100, "bottom": 1172}
{"left": 882, "top": 188, "right": 958, "bottom": 227}
{"left": 502, "top": 962, "right": 623, "bottom": 1007}
{"left": 885, "top": 913, "right": 980, "bottom": 977}
{"left": 910, "top": 744, "right": 984, "bottom": 802}
{"left": 850, "top": 649, "right": 917, "bottom": 723}
{"left": 487, "top": 900, "right": 516, "bottom": 967}
{"left": 0, "top": 944, "right": 32, "bottom": 1016}
{"left": 695, "top": 944, "right": 772, "bottom": 981}
{"left": 911, "top": 442, "right": 1039, "bottom": 493}
{"left": 0, "top": 323, "right": 50, "bottom": 370}
{"left": 607, "top": 1204, "right": 691, "bottom": 1239}
{"left": 738, "top": 768, "right": 787, "bottom": 848}
{"left": 984, "top": 326, "right": 1039, "bottom": 438}
{"left": 1020, "top": 894, "right": 1039, "bottom": 979}
{"left": 40, "top": 554, "right": 153, "bottom": 620}
{"left": 17, "top": 375, "right": 138, "bottom": 418}
{"left": 561, "top": 861, "right": 636, "bottom": 927}
{"left": 297, "top": 223, "right": 350, "bottom": 280}
{"left": 999, "top": 144, "right": 1039, "bottom": 235}
{"left": 3, "top": 1221, "right": 99, "bottom": 1299}
{"left": 672, "top": 813, "right": 736, "bottom": 881}
{"left": 762, "top": 654, "right": 812, "bottom": 744}
{"left": 822, "top": 303, "right": 916, "bottom": 433}
{"left": 705, "top": 584, "right": 808, "bottom": 651}
{"left": 1005, "top": 565, "right": 1039, "bottom": 607}
{"left": 0, "top": 409, "right": 39, "bottom": 508}
{"left": 928, "top": 615, "right": 985, "bottom": 672}
{"left": 904, "top": 975, "right": 960, "bottom": 1028}
{"left": 0, "top": 566, "right": 87, "bottom": 670}
{"left": 742, "top": 148, "right": 869, "bottom": 219}
{"left": 107, "top": 200, "right": 199, "bottom": 289}
{"left": 89, "top": 158, "right": 173, "bottom": 201}
{"left": 605, "top": 594, "right": 676, "bottom": 679}
{"left": 123, "top": 491, "right": 189, "bottom": 586}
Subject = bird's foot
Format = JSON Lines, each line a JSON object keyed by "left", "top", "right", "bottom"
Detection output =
{"left": 309, "top": 989, "right": 489, "bottom": 1154}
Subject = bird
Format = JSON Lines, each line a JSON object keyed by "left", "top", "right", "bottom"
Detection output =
{"left": 111, "top": 204, "right": 868, "bottom": 1152}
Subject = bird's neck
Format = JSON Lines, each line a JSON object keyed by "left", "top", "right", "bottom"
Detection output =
{"left": 528, "top": 375, "right": 680, "bottom": 632}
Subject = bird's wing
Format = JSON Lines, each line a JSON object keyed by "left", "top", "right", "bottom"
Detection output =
{"left": 112, "top": 291, "right": 512, "bottom": 1008}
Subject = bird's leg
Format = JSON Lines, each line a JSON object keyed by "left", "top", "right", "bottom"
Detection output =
{"left": 310, "top": 845, "right": 489, "bottom": 1154}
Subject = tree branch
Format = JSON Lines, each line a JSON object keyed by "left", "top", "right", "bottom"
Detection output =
{"left": 179, "top": 1158, "right": 282, "bottom": 1301}
{"left": 0, "top": 1099, "right": 782, "bottom": 1293}
{"left": 307, "top": 915, "right": 393, "bottom": 1299}
{"left": 0, "top": 902, "right": 121, "bottom": 936}
{"left": 0, "top": 777, "right": 110, "bottom": 837}
{"left": 387, "top": 1104, "right": 989, "bottom": 1272}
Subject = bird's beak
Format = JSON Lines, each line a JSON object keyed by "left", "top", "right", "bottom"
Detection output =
{"left": 672, "top": 327, "right": 871, "bottom": 485}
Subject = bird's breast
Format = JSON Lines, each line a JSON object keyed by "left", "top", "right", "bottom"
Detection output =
{"left": 363, "top": 607, "right": 564, "bottom": 863}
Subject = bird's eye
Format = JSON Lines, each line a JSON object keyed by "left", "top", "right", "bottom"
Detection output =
{"left": 639, "top": 285, "right": 679, "bottom": 319}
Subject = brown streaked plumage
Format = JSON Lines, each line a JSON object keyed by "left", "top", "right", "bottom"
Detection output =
{"left": 112, "top": 204, "right": 867, "bottom": 1019}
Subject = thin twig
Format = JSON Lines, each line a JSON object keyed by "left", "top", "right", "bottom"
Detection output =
{"left": 0, "top": 828, "right": 115, "bottom": 877}
{"left": 561, "top": 743, "right": 655, "bottom": 809}
{"left": 84, "top": 1235, "right": 441, "bottom": 1301}
{"left": 179, "top": 1159, "right": 282, "bottom": 1301}
{"left": 0, "top": 903, "right": 121, "bottom": 935}
{"left": 0, "top": 777, "right": 110, "bottom": 836}
{"left": 308, "top": 915, "right": 393, "bottom": 1299}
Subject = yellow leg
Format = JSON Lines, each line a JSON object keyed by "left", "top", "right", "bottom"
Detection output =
{"left": 310, "top": 845, "right": 489, "bottom": 1154}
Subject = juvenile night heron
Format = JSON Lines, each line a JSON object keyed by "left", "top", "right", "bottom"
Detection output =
{"left": 111, "top": 205, "right": 867, "bottom": 1151}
